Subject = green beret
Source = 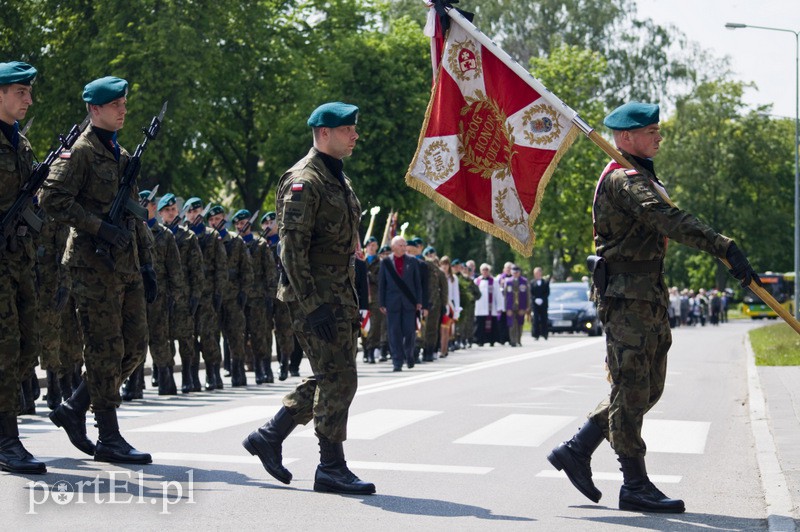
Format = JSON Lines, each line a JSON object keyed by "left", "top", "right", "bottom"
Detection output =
{"left": 207, "top": 205, "right": 225, "bottom": 218}
{"left": 0, "top": 61, "right": 37, "bottom": 86}
{"left": 83, "top": 76, "right": 128, "bottom": 105}
{"left": 185, "top": 197, "right": 203, "bottom": 210}
{"left": 603, "top": 102, "right": 660, "bottom": 131}
{"left": 378, "top": 245, "right": 391, "bottom": 254}
{"left": 407, "top": 237, "right": 424, "bottom": 247}
{"left": 158, "top": 193, "right": 176, "bottom": 211}
{"left": 365, "top": 236, "right": 378, "bottom": 244}
{"left": 423, "top": 246, "right": 436, "bottom": 256}
{"left": 307, "top": 102, "right": 359, "bottom": 128}
{"left": 232, "top": 209, "right": 251, "bottom": 223}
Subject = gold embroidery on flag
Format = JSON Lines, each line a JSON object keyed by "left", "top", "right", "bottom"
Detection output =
{"left": 422, "top": 140, "right": 456, "bottom": 182}
{"left": 494, "top": 187, "right": 526, "bottom": 228}
{"left": 522, "top": 104, "right": 562, "bottom": 146}
{"left": 458, "top": 91, "right": 516, "bottom": 180}
{"left": 448, "top": 39, "right": 482, "bottom": 82}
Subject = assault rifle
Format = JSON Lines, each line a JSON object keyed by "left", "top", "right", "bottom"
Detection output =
{"left": 0, "top": 114, "right": 90, "bottom": 255}
{"left": 95, "top": 102, "right": 167, "bottom": 271}
{"left": 239, "top": 210, "right": 260, "bottom": 235}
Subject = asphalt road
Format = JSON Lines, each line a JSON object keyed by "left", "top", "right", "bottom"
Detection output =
{"left": 4, "top": 321, "right": 769, "bottom": 531}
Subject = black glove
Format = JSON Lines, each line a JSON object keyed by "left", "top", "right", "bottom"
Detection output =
{"left": 141, "top": 264, "right": 159, "bottom": 303}
{"left": 306, "top": 303, "right": 337, "bottom": 343}
{"left": 726, "top": 242, "right": 762, "bottom": 288}
{"left": 237, "top": 290, "right": 248, "bottom": 308}
{"left": 265, "top": 297, "right": 274, "bottom": 314}
{"left": 189, "top": 296, "right": 199, "bottom": 315}
{"left": 52, "top": 286, "right": 69, "bottom": 312}
{"left": 97, "top": 221, "right": 131, "bottom": 249}
{"left": 213, "top": 292, "right": 222, "bottom": 313}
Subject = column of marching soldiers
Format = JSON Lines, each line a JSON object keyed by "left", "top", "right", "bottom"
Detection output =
{"left": 23, "top": 196, "right": 307, "bottom": 415}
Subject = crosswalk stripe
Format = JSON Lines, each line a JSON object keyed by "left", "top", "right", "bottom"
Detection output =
{"left": 536, "top": 470, "right": 682, "bottom": 483}
{"left": 642, "top": 420, "right": 711, "bottom": 454}
{"left": 132, "top": 405, "right": 281, "bottom": 433}
{"left": 295, "top": 409, "right": 441, "bottom": 440}
{"left": 454, "top": 414, "right": 577, "bottom": 447}
{"left": 152, "top": 452, "right": 299, "bottom": 465}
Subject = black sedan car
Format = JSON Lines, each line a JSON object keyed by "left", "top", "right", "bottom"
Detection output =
{"left": 547, "top": 281, "right": 603, "bottom": 336}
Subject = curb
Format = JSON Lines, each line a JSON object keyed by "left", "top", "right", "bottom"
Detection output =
{"left": 745, "top": 334, "right": 797, "bottom": 531}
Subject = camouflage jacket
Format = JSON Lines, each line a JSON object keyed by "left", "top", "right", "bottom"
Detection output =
{"left": 194, "top": 224, "right": 226, "bottom": 296}
{"left": 41, "top": 126, "right": 153, "bottom": 274}
{"left": 0, "top": 129, "right": 35, "bottom": 259}
{"left": 35, "top": 214, "right": 70, "bottom": 293}
{"left": 593, "top": 151, "right": 732, "bottom": 306}
{"left": 172, "top": 225, "right": 204, "bottom": 301}
{"left": 426, "top": 259, "right": 448, "bottom": 311}
{"left": 366, "top": 256, "right": 380, "bottom": 303}
{"left": 276, "top": 147, "right": 361, "bottom": 315}
{"left": 243, "top": 234, "right": 276, "bottom": 300}
{"left": 218, "top": 230, "right": 253, "bottom": 300}
{"left": 457, "top": 273, "right": 481, "bottom": 309}
{"left": 149, "top": 221, "right": 185, "bottom": 298}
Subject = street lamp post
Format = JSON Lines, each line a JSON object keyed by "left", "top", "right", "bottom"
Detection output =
{"left": 726, "top": 22, "right": 800, "bottom": 319}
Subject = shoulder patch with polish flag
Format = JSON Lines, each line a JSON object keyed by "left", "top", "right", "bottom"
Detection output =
{"left": 59, "top": 151, "right": 71, "bottom": 159}
{"left": 624, "top": 169, "right": 639, "bottom": 176}
{"left": 291, "top": 183, "right": 304, "bottom": 192}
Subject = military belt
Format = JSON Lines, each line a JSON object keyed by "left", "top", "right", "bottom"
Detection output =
{"left": 606, "top": 260, "right": 662, "bottom": 275}
{"left": 308, "top": 252, "right": 354, "bottom": 267}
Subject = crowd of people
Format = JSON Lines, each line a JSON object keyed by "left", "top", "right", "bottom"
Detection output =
{"left": 668, "top": 287, "right": 732, "bottom": 327}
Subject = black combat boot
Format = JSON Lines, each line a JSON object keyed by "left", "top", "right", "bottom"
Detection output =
{"left": 94, "top": 409, "right": 152, "bottom": 464}
{"left": 49, "top": 380, "right": 95, "bottom": 456}
{"left": 242, "top": 407, "right": 298, "bottom": 484}
{"left": 263, "top": 359, "right": 274, "bottom": 384}
{"left": 30, "top": 371, "right": 41, "bottom": 401}
{"left": 157, "top": 366, "right": 178, "bottom": 396}
{"left": 313, "top": 435, "right": 376, "bottom": 495}
{"left": 547, "top": 419, "right": 605, "bottom": 503}
{"left": 205, "top": 364, "right": 216, "bottom": 391}
{"left": 213, "top": 363, "right": 225, "bottom": 389}
{"left": 254, "top": 357, "right": 266, "bottom": 385}
{"left": 180, "top": 362, "right": 193, "bottom": 394}
{"left": 231, "top": 359, "right": 247, "bottom": 387}
{"left": 150, "top": 365, "right": 159, "bottom": 388}
{"left": 18, "top": 379, "right": 36, "bottom": 415}
{"left": 121, "top": 366, "right": 142, "bottom": 402}
{"left": 364, "top": 348, "right": 374, "bottom": 364}
{"left": 378, "top": 346, "right": 388, "bottom": 362}
{"left": 72, "top": 363, "right": 82, "bottom": 389}
{"left": 45, "top": 369, "right": 62, "bottom": 410}
{"left": 191, "top": 362, "right": 202, "bottom": 392}
{"left": 618, "top": 456, "right": 685, "bottom": 513}
{"left": 0, "top": 413, "right": 46, "bottom": 474}
{"left": 58, "top": 371, "right": 74, "bottom": 403}
{"left": 278, "top": 364, "right": 288, "bottom": 381}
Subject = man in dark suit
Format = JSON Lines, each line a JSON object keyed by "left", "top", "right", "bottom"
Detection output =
{"left": 379, "top": 236, "right": 422, "bottom": 371}
{"left": 530, "top": 267, "right": 550, "bottom": 340}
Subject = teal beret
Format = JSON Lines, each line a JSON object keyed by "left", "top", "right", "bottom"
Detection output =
{"left": 83, "top": 76, "right": 128, "bottom": 105}
{"left": 378, "top": 245, "right": 391, "bottom": 254}
{"left": 207, "top": 205, "right": 225, "bottom": 218}
{"left": 451, "top": 259, "right": 462, "bottom": 266}
{"left": 423, "top": 246, "right": 436, "bottom": 256}
{"left": 185, "top": 197, "right": 203, "bottom": 210}
{"left": 139, "top": 190, "right": 153, "bottom": 203}
{"left": 603, "top": 102, "right": 660, "bottom": 131}
{"left": 307, "top": 102, "right": 359, "bottom": 128}
{"left": 365, "top": 236, "right": 378, "bottom": 244}
{"left": 408, "top": 237, "right": 424, "bottom": 247}
{"left": 0, "top": 62, "right": 37, "bottom": 86}
{"left": 261, "top": 211, "right": 276, "bottom": 224}
{"left": 158, "top": 193, "right": 176, "bottom": 211}
{"left": 232, "top": 209, "right": 251, "bottom": 223}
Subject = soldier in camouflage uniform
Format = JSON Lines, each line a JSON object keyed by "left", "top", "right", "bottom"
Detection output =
{"left": 454, "top": 259, "right": 479, "bottom": 348}
{"left": 0, "top": 61, "right": 47, "bottom": 474}
{"left": 244, "top": 102, "right": 374, "bottom": 495}
{"left": 141, "top": 190, "right": 185, "bottom": 395}
{"left": 362, "top": 236, "right": 382, "bottom": 363}
{"left": 35, "top": 212, "right": 71, "bottom": 410}
{"left": 208, "top": 206, "right": 253, "bottom": 387}
{"left": 421, "top": 246, "right": 447, "bottom": 362}
{"left": 159, "top": 193, "right": 204, "bottom": 393}
{"left": 42, "top": 76, "right": 157, "bottom": 464}
{"left": 547, "top": 102, "right": 760, "bottom": 513}
{"left": 261, "top": 212, "right": 297, "bottom": 380}
{"left": 185, "top": 197, "right": 226, "bottom": 390}
{"left": 234, "top": 209, "right": 277, "bottom": 384}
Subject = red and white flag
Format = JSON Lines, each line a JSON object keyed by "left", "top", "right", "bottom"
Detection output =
{"left": 407, "top": 7, "right": 580, "bottom": 255}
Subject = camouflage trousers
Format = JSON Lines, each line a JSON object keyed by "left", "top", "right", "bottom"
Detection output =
{"left": 364, "top": 300, "right": 384, "bottom": 350}
{"left": 267, "top": 299, "right": 295, "bottom": 365}
{"left": 72, "top": 267, "right": 148, "bottom": 411}
{"left": 146, "top": 285, "right": 174, "bottom": 367}
{"left": 589, "top": 297, "right": 671, "bottom": 458}
{"left": 37, "top": 271, "right": 62, "bottom": 373}
{"left": 245, "top": 297, "right": 270, "bottom": 364}
{"left": 194, "top": 291, "right": 221, "bottom": 366}
{"left": 0, "top": 246, "right": 39, "bottom": 413}
{"left": 282, "top": 302, "right": 359, "bottom": 442}
{"left": 216, "top": 297, "right": 246, "bottom": 362}
{"left": 457, "top": 305, "right": 475, "bottom": 343}
{"left": 60, "top": 296, "right": 85, "bottom": 368}
{"left": 421, "top": 304, "right": 442, "bottom": 350}
{"left": 170, "top": 297, "right": 196, "bottom": 368}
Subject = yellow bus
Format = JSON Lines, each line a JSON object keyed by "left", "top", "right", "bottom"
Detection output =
{"left": 741, "top": 271, "right": 795, "bottom": 319}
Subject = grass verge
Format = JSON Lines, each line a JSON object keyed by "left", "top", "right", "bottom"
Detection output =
{"left": 749, "top": 322, "right": 800, "bottom": 366}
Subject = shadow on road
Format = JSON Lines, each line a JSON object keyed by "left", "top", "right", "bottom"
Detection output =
{"left": 564, "top": 510, "right": 768, "bottom": 531}
{"left": 356, "top": 493, "right": 535, "bottom": 522}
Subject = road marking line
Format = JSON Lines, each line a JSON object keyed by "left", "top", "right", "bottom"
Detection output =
{"left": 536, "top": 470, "right": 681, "bottom": 483}
{"left": 642, "top": 420, "right": 711, "bottom": 454}
{"left": 295, "top": 409, "right": 442, "bottom": 440}
{"left": 152, "top": 452, "right": 299, "bottom": 465}
{"left": 454, "top": 414, "right": 576, "bottom": 447}
{"left": 132, "top": 404, "right": 281, "bottom": 433}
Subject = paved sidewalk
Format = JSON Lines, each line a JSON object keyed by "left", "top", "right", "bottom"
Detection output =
{"left": 759, "top": 365, "right": 800, "bottom": 529}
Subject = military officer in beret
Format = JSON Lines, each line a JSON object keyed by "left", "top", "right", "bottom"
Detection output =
{"left": 207, "top": 205, "right": 253, "bottom": 387}
{"left": 244, "top": 102, "right": 374, "bottom": 495}
{"left": 261, "top": 211, "right": 298, "bottom": 380}
{"left": 362, "top": 236, "right": 382, "bottom": 363}
{"left": 185, "top": 197, "right": 227, "bottom": 390}
{"left": 234, "top": 209, "right": 277, "bottom": 384}
{"left": 139, "top": 190, "right": 185, "bottom": 395}
{"left": 159, "top": 193, "right": 205, "bottom": 392}
{"left": 0, "top": 61, "right": 47, "bottom": 473}
{"left": 41, "top": 76, "right": 157, "bottom": 464}
{"left": 548, "top": 102, "right": 760, "bottom": 513}
{"left": 421, "top": 246, "right": 447, "bottom": 362}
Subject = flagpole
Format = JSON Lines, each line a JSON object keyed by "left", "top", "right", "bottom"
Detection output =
{"left": 443, "top": 6, "right": 800, "bottom": 335}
